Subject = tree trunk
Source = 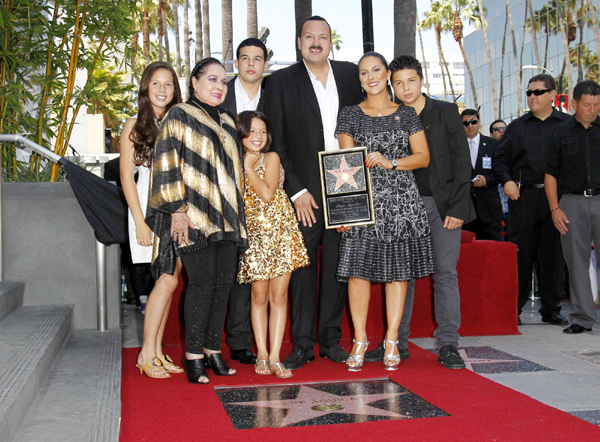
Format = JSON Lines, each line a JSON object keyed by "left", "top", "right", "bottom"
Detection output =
{"left": 130, "top": 33, "right": 139, "bottom": 85}
{"left": 184, "top": 0, "right": 191, "bottom": 86}
{"left": 247, "top": 0, "right": 258, "bottom": 38}
{"left": 294, "top": 0, "right": 312, "bottom": 62}
{"left": 586, "top": 0, "right": 600, "bottom": 74}
{"left": 458, "top": 40, "right": 478, "bottom": 109}
{"left": 499, "top": 5, "right": 509, "bottom": 116}
{"left": 222, "top": 0, "right": 233, "bottom": 72}
{"left": 556, "top": 0, "right": 574, "bottom": 107}
{"left": 195, "top": 0, "right": 203, "bottom": 63}
{"left": 576, "top": 0, "right": 584, "bottom": 83}
{"left": 394, "top": 0, "right": 416, "bottom": 58}
{"left": 526, "top": 0, "right": 541, "bottom": 70}
{"left": 143, "top": 9, "right": 150, "bottom": 66}
{"left": 162, "top": 1, "right": 171, "bottom": 64}
{"left": 436, "top": 28, "right": 451, "bottom": 100}
{"left": 506, "top": 0, "right": 523, "bottom": 116}
{"left": 202, "top": 0, "right": 210, "bottom": 58}
{"left": 157, "top": 1, "right": 164, "bottom": 61}
{"left": 477, "top": 0, "right": 498, "bottom": 119}
{"left": 417, "top": 4, "right": 430, "bottom": 96}
{"left": 173, "top": 0, "right": 182, "bottom": 76}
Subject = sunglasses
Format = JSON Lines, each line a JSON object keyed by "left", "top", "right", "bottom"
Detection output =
{"left": 526, "top": 89, "right": 552, "bottom": 97}
{"left": 463, "top": 119, "right": 479, "bottom": 127}
{"left": 492, "top": 126, "right": 506, "bottom": 133}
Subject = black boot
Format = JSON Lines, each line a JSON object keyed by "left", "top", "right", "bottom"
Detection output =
{"left": 205, "top": 353, "right": 236, "bottom": 376}
{"left": 183, "top": 357, "right": 209, "bottom": 383}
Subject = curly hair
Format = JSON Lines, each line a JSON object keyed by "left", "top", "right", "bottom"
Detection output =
{"left": 130, "top": 61, "right": 182, "bottom": 167}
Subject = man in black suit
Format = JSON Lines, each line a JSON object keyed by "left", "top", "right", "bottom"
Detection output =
{"left": 222, "top": 38, "right": 268, "bottom": 116}
{"left": 461, "top": 109, "right": 503, "bottom": 241}
{"left": 367, "top": 55, "right": 473, "bottom": 369}
{"left": 264, "top": 16, "right": 362, "bottom": 369}
{"left": 223, "top": 38, "right": 270, "bottom": 365}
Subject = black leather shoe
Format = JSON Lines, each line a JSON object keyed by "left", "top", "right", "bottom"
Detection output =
{"left": 518, "top": 317, "right": 522, "bottom": 325}
{"left": 563, "top": 324, "right": 593, "bottom": 334}
{"left": 183, "top": 357, "right": 209, "bottom": 384}
{"left": 364, "top": 341, "right": 410, "bottom": 362}
{"left": 230, "top": 348, "right": 257, "bottom": 365}
{"left": 204, "top": 353, "right": 236, "bottom": 376}
{"left": 541, "top": 312, "right": 569, "bottom": 325}
{"left": 284, "top": 347, "right": 315, "bottom": 370}
{"left": 437, "top": 344, "right": 466, "bottom": 369}
{"left": 319, "top": 344, "right": 349, "bottom": 363}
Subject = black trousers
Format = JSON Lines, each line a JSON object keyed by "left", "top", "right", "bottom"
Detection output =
{"left": 463, "top": 218, "right": 502, "bottom": 241}
{"left": 181, "top": 242, "right": 239, "bottom": 354}
{"left": 507, "top": 188, "right": 564, "bottom": 316}
{"left": 226, "top": 283, "right": 253, "bottom": 351}
{"left": 290, "top": 212, "right": 347, "bottom": 349}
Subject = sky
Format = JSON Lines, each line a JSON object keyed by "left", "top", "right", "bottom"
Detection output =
{"left": 183, "top": 0, "right": 475, "bottom": 62}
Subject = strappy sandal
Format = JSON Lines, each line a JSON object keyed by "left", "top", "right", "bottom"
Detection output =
{"left": 383, "top": 339, "right": 401, "bottom": 371}
{"left": 254, "top": 359, "right": 273, "bottom": 375}
{"left": 271, "top": 362, "right": 293, "bottom": 379}
{"left": 136, "top": 357, "right": 171, "bottom": 379}
{"left": 160, "top": 354, "right": 184, "bottom": 374}
{"left": 346, "top": 339, "right": 369, "bottom": 372}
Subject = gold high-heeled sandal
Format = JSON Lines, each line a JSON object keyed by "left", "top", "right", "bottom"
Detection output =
{"left": 383, "top": 339, "right": 400, "bottom": 371}
{"left": 160, "top": 354, "right": 184, "bottom": 374}
{"left": 346, "top": 339, "right": 369, "bottom": 372}
{"left": 136, "top": 357, "right": 171, "bottom": 378}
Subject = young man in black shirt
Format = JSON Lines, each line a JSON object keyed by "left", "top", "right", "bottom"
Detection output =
{"left": 544, "top": 79, "right": 600, "bottom": 334}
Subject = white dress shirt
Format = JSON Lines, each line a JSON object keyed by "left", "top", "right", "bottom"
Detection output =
{"left": 468, "top": 133, "right": 480, "bottom": 169}
{"left": 291, "top": 60, "right": 340, "bottom": 202}
{"left": 234, "top": 78, "right": 262, "bottom": 112}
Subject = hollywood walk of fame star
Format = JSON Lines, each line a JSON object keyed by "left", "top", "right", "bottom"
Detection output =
{"left": 327, "top": 156, "right": 362, "bottom": 191}
{"left": 457, "top": 349, "right": 522, "bottom": 372}
{"left": 228, "top": 385, "right": 409, "bottom": 427}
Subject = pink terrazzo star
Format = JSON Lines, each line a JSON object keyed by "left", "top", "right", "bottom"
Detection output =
{"left": 327, "top": 156, "right": 362, "bottom": 191}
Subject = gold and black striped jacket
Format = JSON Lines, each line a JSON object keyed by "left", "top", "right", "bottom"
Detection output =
{"left": 146, "top": 98, "right": 247, "bottom": 278}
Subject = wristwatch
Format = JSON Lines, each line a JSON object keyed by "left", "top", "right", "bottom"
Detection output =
{"left": 391, "top": 158, "right": 398, "bottom": 169}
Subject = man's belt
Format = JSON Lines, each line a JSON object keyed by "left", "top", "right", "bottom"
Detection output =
{"left": 520, "top": 183, "right": 545, "bottom": 189}
{"left": 568, "top": 189, "right": 600, "bottom": 197}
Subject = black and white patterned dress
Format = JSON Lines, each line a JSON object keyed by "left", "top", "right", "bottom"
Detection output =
{"left": 335, "top": 104, "right": 435, "bottom": 283}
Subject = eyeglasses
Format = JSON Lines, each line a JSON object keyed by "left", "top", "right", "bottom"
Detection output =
{"left": 463, "top": 119, "right": 479, "bottom": 127}
{"left": 526, "top": 89, "right": 552, "bottom": 97}
{"left": 492, "top": 126, "right": 506, "bottom": 133}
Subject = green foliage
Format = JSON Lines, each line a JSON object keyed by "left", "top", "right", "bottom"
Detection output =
{"left": 0, "top": 0, "right": 137, "bottom": 182}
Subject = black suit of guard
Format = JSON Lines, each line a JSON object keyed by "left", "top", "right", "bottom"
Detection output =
{"left": 264, "top": 60, "right": 361, "bottom": 352}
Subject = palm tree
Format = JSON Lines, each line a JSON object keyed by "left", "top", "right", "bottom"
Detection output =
{"left": 195, "top": 0, "right": 203, "bottom": 62}
{"left": 416, "top": 3, "right": 431, "bottom": 96}
{"left": 418, "top": 2, "right": 454, "bottom": 101}
{"left": 142, "top": 0, "right": 156, "bottom": 66}
{"left": 222, "top": 0, "right": 233, "bottom": 72}
{"left": 526, "top": 0, "right": 542, "bottom": 70}
{"left": 498, "top": 5, "right": 509, "bottom": 116}
{"left": 394, "top": 0, "right": 416, "bottom": 57}
{"left": 173, "top": 0, "right": 182, "bottom": 76}
{"left": 556, "top": 0, "right": 574, "bottom": 106}
{"left": 476, "top": 0, "right": 498, "bottom": 119}
{"left": 202, "top": 0, "right": 210, "bottom": 58}
{"left": 294, "top": 0, "right": 312, "bottom": 62}
{"left": 157, "top": 0, "right": 164, "bottom": 61}
{"left": 160, "top": 0, "right": 171, "bottom": 64}
{"left": 130, "top": 33, "right": 139, "bottom": 85}
{"left": 330, "top": 30, "right": 343, "bottom": 60}
{"left": 585, "top": 0, "right": 600, "bottom": 63}
{"left": 247, "top": 0, "right": 258, "bottom": 38}
{"left": 183, "top": 0, "right": 190, "bottom": 84}
{"left": 506, "top": 0, "right": 523, "bottom": 115}
{"left": 445, "top": 0, "right": 479, "bottom": 109}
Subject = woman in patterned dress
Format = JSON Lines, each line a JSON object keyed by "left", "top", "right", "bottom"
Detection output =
{"left": 335, "top": 52, "right": 436, "bottom": 372}
{"left": 236, "top": 111, "right": 309, "bottom": 379}
{"left": 120, "top": 61, "right": 183, "bottom": 378}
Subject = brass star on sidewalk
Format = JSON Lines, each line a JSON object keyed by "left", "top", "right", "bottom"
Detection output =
{"left": 327, "top": 156, "right": 362, "bottom": 191}
{"left": 229, "top": 385, "right": 409, "bottom": 427}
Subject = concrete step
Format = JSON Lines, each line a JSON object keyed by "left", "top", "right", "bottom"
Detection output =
{"left": 0, "top": 281, "right": 24, "bottom": 322}
{"left": 13, "top": 329, "right": 122, "bottom": 442}
{"left": 0, "top": 305, "right": 73, "bottom": 442}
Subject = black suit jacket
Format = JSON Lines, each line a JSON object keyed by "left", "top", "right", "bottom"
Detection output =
{"left": 470, "top": 134, "right": 503, "bottom": 223}
{"left": 222, "top": 77, "right": 267, "bottom": 116}
{"left": 418, "top": 95, "right": 474, "bottom": 223}
{"left": 264, "top": 61, "right": 361, "bottom": 204}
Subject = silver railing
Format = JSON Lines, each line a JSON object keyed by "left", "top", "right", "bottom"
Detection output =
{"left": 0, "top": 135, "right": 108, "bottom": 331}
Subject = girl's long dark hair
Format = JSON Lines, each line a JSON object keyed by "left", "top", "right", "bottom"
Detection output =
{"left": 130, "top": 61, "right": 182, "bottom": 166}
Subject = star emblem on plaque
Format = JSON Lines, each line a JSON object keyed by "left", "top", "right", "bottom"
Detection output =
{"left": 216, "top": 379, "right": 448, "bottom": 429}
{"left": 318, "top": 147, "right": 375, "bottom": 229}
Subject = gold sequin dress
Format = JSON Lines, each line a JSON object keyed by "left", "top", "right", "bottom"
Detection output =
{"left": 237, "top": 154, "right": 309, "bottom": 283}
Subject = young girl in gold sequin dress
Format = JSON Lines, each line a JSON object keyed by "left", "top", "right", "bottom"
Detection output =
{"left": 236, "top": 111, "right": 309, "bottom": 379}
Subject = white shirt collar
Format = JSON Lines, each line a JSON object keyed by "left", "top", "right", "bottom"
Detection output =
{"left": 469, "top": 133, "right": 481, "bottom": 146}
{"left": 303, "top": 59, "right": 333, "bottom": 83}
{"left": 234, "top": 77, "right": 262, "bottom": 100}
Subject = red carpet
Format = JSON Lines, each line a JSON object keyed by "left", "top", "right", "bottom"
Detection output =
{"left": 120, "top": 343, "right": 600, "bottom": 442}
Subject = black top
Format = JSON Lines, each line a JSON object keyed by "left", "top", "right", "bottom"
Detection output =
{"left": 544, "top": 116, "right": 600, "bottom": 194}
{"left": 493, "top": 108, "right": 571, "bottom": 186}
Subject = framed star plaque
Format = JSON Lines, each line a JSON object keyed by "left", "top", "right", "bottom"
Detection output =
{"left": 318, "top": 146, "right": 375, "bottom": 229}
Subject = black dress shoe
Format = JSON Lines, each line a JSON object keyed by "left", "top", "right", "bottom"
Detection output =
{"left": 541, "top": 312, "right": 569, "bottom": 325}
{"left": 319, "top": 344, "right": 349, "bottom": 363}
{"left": 437, "top": 344, "right": 466, "bottom": 369}
{"left": 283, "top": 347, "right": 315, "bottom": 370}
{"left": 204, "top": 353, "right": 236, "bottom": 376}
{"left": 563, "top": 324, "right": 593, "bottom": 334}
{"left": 183, "top": 357, "right": 209, "bottom": 384}
{"left": 364, "top": 340, "right": 410, "bottom": 362}
{"left": 230, "top": 348, "right": 257, "bottom": 365}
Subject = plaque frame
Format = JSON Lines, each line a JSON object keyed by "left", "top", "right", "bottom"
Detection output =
{"left": 318, "top": 146, "right": 376, "bottom": 229}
